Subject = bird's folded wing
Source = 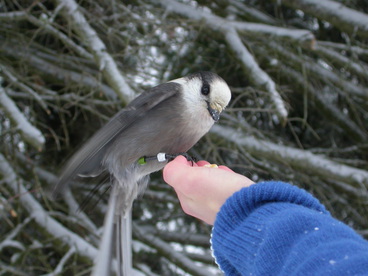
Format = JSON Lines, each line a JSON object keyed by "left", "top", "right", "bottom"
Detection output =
{"left": 53, "top": 82, "right": 181, "bottom": 196}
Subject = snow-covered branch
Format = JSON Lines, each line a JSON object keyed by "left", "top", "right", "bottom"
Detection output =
{"left": 157, "top": 0, "right": 299, "bottom": 121}
{"left": 28, "top": 13, "right": 93, "bottom": 60}
{"left": 186, "top": 252, "right": 214, "bottom": 264}
{"left": 0, "top": 154, "right": 98, "bottom": 263}
{"left": 229, "top": 21, "right": 314, "bottom": 44}
{"left": 0, "top": 83, "right": 45, "bottom": 150}
{"left": 318, "top": 41, "right": 368, "bottom": 57}
{"left": 0, "top": 11, "right": 93, "bottom": 60}
{"left": 0, "top": 43, "right": 117, "bottom": 100}
{"left": 279, "top": 0, "right": 368, "bottom": 39}
{"left": 32, "top": 164, "right": 99, "bottom": 236}
{"left": 278, "top": 64, "right": 367, "bottom": 142}
{"left": 142, "top": 226, "right": 210, "bottom": 247}
{"left": 7, "top": 88, "right": 115, "bottom": 107}
{"left": 159, "top": 0, "right": 314, "bottom": 44}
{"left": 1, "top": 0, "right": 367, "bottom": 272}
{"left": 0, "top": 11, "right": 26, "bottom": 20}
{"left": 224, "top": 28, "right": 288, "bottom": 120}
{"left": 314, "top": 44, "right": 368, "bottom": 80}
{"left": 0, "top": 217, "right": 32, "bottom": 252}
{"left": 0, "top": 65, "right": 50, "bottom": 114}
{"left": 55, "top": 0, "right": 136, "bottom": 103}
{"left": 44, "top": 247, "right": 76, "bottom": 276}
{"left": 211, "top": 125, "right": 368, "bottom": 191}
{"left": 268, "top": 41, "right": 368, "bottom": 100}
{"left": 227, "top": 0, "right": 277, "bottom": 24}
{"left": 133, "top": 223, "right": 213, "bottom": 276}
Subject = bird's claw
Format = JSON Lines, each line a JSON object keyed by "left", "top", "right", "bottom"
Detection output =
{"left": 165, "top": 152, "right": 197, "bottom": 166}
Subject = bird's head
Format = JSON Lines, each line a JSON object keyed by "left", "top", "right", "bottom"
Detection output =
{"left": 171, "top": 72, "right": 231, "bottom": 122}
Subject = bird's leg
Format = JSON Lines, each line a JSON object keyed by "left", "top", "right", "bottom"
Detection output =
{"left": 138, "top": 153, "right": 197, "bottom": 166}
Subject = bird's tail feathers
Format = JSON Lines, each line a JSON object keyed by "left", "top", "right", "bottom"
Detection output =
{"left": 117, "top": 212, "right": 133, "bottom": 276}
{"left": 91, "top": 188, "right": 117, "bottom": 276}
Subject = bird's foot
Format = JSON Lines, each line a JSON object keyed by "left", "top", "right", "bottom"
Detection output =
{"left": 165, "top": 152, "right": 197, "bottom": 165}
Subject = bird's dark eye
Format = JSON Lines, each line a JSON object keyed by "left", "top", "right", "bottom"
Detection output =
{"left": 201, "top": 83, "right": 210, "bottom": 95}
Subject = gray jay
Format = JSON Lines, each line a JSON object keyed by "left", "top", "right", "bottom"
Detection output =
{"left": 53, "top": 71, "right": 231, "bottom": 275}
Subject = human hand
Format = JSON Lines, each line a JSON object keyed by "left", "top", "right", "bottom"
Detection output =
{"left": 163, "top": 156, "right": 255, "bottom": 225}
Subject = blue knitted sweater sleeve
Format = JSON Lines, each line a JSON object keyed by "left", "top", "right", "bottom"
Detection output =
{"left": 211, "top": 181, "right": 368, "bottom": 276}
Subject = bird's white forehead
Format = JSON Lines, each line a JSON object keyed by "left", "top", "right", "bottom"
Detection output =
{"left": 209, "top": 79, "right": 232, "bottom": 108}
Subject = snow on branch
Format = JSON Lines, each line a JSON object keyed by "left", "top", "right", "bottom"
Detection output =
{"left": 229, "top": 21, "right": 315, "bottom": 44}
{"left": 0, "top": 65, "right": 50, "bottom": 114}
{"left": 55, "top": 0, "right": 136, "bottom": 103}
{"left": 0, "top": 43, "right": 117, "bottom": 100}
{"left": 0, "top": 11, "right": 93, "bottom": 60}
{"left": 32, "top": 164, "right": 99, "bottom": 234}
{"left": 0, "top": 217, "right": 32, "bottom": 252}
{"left": 0, "top": 154, "right": 98, "bottom": 264}
{"left": 44, "top": 247, "right": 76, "bottom": 276}
{"left": 314, "top": 44, "right": 368, "bottom": 80}
{"left": 28, "top": 13, "right": 94, "bottom": 60}
{"left": 278, "top": 64, "right": 367, "bottom": 142}
{"left": 269, "top": 41, "right": 368, "bottom": 100}
{"left": 318, "top": 41, "right": 368, "bottom": 57}
{"left": 279, "top": 0, "right": 368, "bottom": 39}
{"left": 157, "top": 0, "right": 299, "bottom": 121}
{"left": 224, "top": 28, "right": 288, "bottom": 120}
{"left": 211, "top": 125, "right": 368, "bottom": 192}
{"left": 142, "top": 226, "right": 210, "bottom": 247}
{"left": 0, "top": 11, "right": 27, "bottom": 20}
{"left": 133, "top": 223, "right": 212, "bottom": 276}
{"left": 227, "top": 0, "right": 277, "bottom": 25}
{"left": 0, "top": 83, "right": 45, "bottom": 150}
{"left": 159, "top": 0, "right": 314, "bottom": 45}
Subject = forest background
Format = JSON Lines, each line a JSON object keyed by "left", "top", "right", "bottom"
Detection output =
{"left": 1, "top": 0, "right": 368, "bottom": 275}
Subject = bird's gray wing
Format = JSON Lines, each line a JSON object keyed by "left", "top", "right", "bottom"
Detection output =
{"left": 53, "top": 82, "right": 181, "bottom": 196}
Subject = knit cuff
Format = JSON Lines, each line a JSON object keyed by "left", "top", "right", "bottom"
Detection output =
{"left": 211, "top": 181, "right": 329, "bottom": 274}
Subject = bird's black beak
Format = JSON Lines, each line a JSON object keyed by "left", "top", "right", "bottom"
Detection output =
{"left": 207, "top": 101, "right": 220, "bottom": 122}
